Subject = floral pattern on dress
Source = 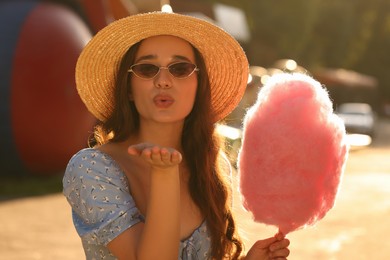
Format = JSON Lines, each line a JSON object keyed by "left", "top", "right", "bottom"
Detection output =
{"left": 63, "top": 148, "right": 211, "bottom": 260}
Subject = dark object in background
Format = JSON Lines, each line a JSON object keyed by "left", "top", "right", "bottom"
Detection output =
{"left": 0, "top": 1, "right": 95, "bottom": 175}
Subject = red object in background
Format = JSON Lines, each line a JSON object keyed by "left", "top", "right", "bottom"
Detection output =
{"left": 78, "top": 0, "right": 139, "bottom": 33}
{"left": 78, "top": 0, "right": 110, "bottom": 32}
{"left": 11, "top": 2, "right": 96, "bottom": 174}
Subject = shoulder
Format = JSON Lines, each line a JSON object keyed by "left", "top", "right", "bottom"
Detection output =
{"left": 63, "top": 148, "right": 142, "bottom": 245}
{"left": 66, "top": 147, "right": 120, "bottom": 171}
{"left": 65, "top": 147, "right": 124, "bottom": 178}
{"left": 63, "top": 148, "right": 129, "bottom": 198}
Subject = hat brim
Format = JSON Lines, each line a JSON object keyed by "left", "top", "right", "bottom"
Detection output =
{"left": 76, "top": 12, "right": 249, "bottom": 122}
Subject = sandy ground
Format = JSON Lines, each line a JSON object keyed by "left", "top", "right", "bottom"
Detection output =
{"left": 1, "top": 118, "right": 389, "bottom": 259}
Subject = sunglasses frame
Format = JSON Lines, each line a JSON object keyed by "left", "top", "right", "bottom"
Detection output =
{"left": 128, "top": 62, "right": 199, "bottom": 80}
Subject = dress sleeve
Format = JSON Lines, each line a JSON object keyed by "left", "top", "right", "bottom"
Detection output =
{"left": 63, "top": 148, "right": 142, "bottom": 246}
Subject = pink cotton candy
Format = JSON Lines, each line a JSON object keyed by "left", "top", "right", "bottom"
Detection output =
{"left": 238, "top": 73, "right": 349, "bottom": 234}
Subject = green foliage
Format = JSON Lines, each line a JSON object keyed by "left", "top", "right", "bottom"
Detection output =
{"left": 0, "top": 174, "right": 63, "bottom": 200}
{"left": 207, "top": 0, "right": 390, "bottom": 102}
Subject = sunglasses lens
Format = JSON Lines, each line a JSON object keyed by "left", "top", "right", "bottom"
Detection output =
{"left": 169, "top": 63, "right": 196, "bottom": 78}
{"left": 132, "top": 64, "right": 159, "bottom": 78}
{"left": 130, "top": 62, "right": 197, "bottom": 79}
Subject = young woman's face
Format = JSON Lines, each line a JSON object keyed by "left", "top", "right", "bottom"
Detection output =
{"left": 129, "top": 35, "right": 198, "bottom": 125}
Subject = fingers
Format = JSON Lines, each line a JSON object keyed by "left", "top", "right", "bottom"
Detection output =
{"left": 150, "top": 147, "right": 181, "bottom": 165}
{"left": 274, "top": 231, "right": 285, "bottom": 241}
{"left": 269, "top": 247, "right": 290, "bottom": 259}
{"left": 252, "top": 236, "right": 278, "bottom": 249}
{"left": 269, "top": 237, "right": 290, "bottom": 259}
{"left": 247, "top": 236, "right": 290, "bottom": 260}
{"left": 128, "top": 143, "right": 154, "bottom": 156}
{"left": 128, "top": 143, "right": 182, "bottom": 167}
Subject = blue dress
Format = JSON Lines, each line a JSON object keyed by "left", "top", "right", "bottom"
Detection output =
{"left": 63, "top": 148, "right": 211, "bottom": 260}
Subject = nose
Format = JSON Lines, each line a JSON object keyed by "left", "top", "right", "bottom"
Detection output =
{"left": 155, "top": 67, "right": 172, "bottom": 89}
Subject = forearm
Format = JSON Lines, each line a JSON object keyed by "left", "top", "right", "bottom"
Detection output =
{"left": 137, "top": 167, "right": 181, "bottom": 259}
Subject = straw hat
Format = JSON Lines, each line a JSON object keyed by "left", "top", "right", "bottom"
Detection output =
{"left": 76, "top": 12, "right": 249, "bottom": 123}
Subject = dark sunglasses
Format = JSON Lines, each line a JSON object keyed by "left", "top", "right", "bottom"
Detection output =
{"left": 128, "top": 62, "right": 199, "bottom": 79}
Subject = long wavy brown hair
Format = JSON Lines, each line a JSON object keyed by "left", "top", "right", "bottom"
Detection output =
{"left": 90, "top": 39, "right": 243, "bottom": 259}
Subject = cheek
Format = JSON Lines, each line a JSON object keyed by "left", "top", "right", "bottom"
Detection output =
{"left": 130, "top": 89, "right": 147, "bottom": 108}
{"left": 129, "top": 79, "right": 147, "bottom": 101}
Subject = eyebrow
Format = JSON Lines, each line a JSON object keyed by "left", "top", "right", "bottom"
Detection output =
{"left": 135, "top": 55, "right": 193, "bottom": 63}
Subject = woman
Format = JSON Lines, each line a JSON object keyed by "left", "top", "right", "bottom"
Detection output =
{"left": 63, "top": 12, "right": 290, "bottom": 259}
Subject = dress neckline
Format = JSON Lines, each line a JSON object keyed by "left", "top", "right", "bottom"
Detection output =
{"left": 83, "top": 147, "right": 208, "bottom": 243}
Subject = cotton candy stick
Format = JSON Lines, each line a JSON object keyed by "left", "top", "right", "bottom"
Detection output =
{"left": 238, "top": 73, "right": 348, "bottom": 234}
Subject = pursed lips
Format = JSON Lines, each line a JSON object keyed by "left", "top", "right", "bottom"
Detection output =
{"left": 153, "top": 93, "right": 174, "bottom": 108}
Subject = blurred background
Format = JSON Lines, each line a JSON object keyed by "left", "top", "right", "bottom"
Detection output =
{"left": 1, "top": 0, "right": 389, "bottom": 259}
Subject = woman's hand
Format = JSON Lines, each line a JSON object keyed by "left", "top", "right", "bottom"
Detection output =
{"left": 245, "top": 232, "right": 290, "bottom": 260}
{"left": 125, "top": 143, "right": 182, "bottom": 259}
{"left": 128, "top": 143, "right": 182, "bottom": 169}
